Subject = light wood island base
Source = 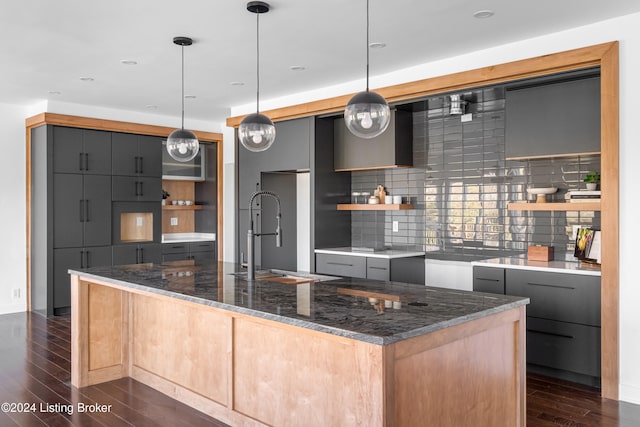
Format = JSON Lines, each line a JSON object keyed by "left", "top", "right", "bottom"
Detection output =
{"left": 71, "top": 274, "right": 526, "bottom": 427}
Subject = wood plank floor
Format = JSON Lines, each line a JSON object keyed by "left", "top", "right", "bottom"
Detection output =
{"left": 1, "top": 311, "right": 640, "bottom": 426}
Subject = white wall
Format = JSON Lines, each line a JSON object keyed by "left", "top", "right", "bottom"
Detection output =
{"left": 229, "top": 12, "right": 640, "bottom": 403}
{"left": 0, "top": 103, "right": 30, "bottom": 314}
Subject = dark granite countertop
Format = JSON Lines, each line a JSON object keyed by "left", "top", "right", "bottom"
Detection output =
{"left": 69, "top": 261, "right": 528, "bottom": 345}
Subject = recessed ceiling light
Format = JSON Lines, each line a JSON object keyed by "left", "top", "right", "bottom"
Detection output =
{"left": 184, "top": 95, "right": 197, "bottom": 99}
{"left": 230, "top": 81, "right": 245, "bottom": 86}
{"left": 48, "top": 90, "right": 61, "bottom": 95}
{"left": 473, "top": 10, "right": 494, "bottom": 19}
{"left": 369, "top": 42, "right": 386, "bottom": 49}
{"left": 145, "top": 105, "right": 158, "bottom": 109}
{"left": 120, "top": 60, "right": 138, "bottom": 65}
{"left": 289, "top": 65, "right": 306, "bottom": 71}
{"left": 79, "top": 77, "right": 94, "bottom": 82}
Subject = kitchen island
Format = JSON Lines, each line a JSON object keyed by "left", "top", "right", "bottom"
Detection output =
{"left": 69, "top": 261, "right": 528, "bottom": 427}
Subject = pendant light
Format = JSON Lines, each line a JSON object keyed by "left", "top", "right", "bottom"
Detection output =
{"left": 344, "top": 0, "right": 391, "bottom": 139}
{"left": 167, "top": 36, "right": 200, "bottom": 162}
{"left": 239, "top": 1, "right": 276, "bottom": 152}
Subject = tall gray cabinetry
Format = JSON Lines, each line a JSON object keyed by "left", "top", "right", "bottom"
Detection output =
{"left": 32, "top": 126, "right": 113, "bottom": 315}
{"left": 31, "top": 125, "right": 163, "bottom": 315}
{"left": 237, "top": 118, "right": 312, "bottom": 269}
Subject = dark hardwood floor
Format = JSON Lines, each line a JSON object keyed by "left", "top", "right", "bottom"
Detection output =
{"left": 1, "top": 311, "right": 639, "bottom": 427}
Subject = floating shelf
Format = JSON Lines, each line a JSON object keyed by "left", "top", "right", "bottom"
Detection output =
{"left": 336, "top": 204, "right": 414, "bottom": 211}
{"left": 162, "top": 205, "right": 203, "bottom": 211}
{"left": 507, "top": 202, "right": 600, "bottom": 211}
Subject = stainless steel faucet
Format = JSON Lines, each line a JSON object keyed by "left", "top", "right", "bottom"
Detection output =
{"left": 247, "top": 191, "right": 282, "bottom": 280}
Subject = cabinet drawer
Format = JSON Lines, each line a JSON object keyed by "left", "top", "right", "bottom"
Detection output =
{"left": 473, "top": 266, "right": 505, "bottom": 294}
{"left": 189, "top": 241, "right": 216, "bottom": 253}
{"left": 506, "top": 269, "right": 600, "bottom": 326}
{"left": 315, "top": 254, "right": 366, "bottom": 278}
{"left": 527, "top": 317, "right": 601, "bottom": 378}
{"left": 366, "top": 258, "right": 390, "bottom": 281}
{"left": 163, "top": 253, "right": 189, "bottom": 262}
{"left": 162, "top": 243, "right": 189, "bottom": 254}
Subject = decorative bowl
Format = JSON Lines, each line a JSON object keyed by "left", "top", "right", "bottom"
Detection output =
{"left": 526, "top": 187, "right": 558, "bottom": 203}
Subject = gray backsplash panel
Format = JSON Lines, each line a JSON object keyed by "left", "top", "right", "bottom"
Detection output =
{"left": 350, "top": 87, "right": 601, "bottom": 259}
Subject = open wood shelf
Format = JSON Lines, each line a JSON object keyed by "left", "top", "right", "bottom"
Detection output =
{"left": 162, "top": 205, "right": 203, "bottom": 211}
{"left": 507, "top": 202, "right": 601, "bottom": 211}
{"left": 336, "top": 204, "right": 414, "bottom": 211}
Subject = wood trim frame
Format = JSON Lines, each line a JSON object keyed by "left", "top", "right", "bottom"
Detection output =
{"left": 228, "top": 42, "right": 620, "bottom": 399}
{"left": 25, "top": 113, "right": 225, "bottom": 310}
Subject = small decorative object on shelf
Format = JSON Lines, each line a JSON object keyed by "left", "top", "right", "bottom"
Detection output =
{"left": 584, "top": 171, "right": 600, "bottom": 191}
{"left": 526, "top": 186, "right": 558, "bottom": 203}
{"left": 162, "top": 189, "right": 170, "bottom": 206}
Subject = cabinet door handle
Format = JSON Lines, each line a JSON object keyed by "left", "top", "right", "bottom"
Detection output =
{"left": 476, "top": 278, "right": 500, "bottom": 282}
{"left": 138, "top": 156, "right": 144, "bottom": 175}
{"left": 79, "top": 200, "right": 85, "bottom": 222}
{"left": 368, "top": 266, "right": 388, "bottom": 271}
{"left": 527, "top": 329, "right": 574, "bottom": 340}
{"left": 139, "top": 181, "right": 144, "bottom": 196}
{"left": 139, "top": 248, "right": 144, "bottom": 263}
{"left": 327, "top": 262, "right": 353, "bottom": 267}
{"left": 527, "top": 282, "right": 575, "bottom": 290}
{"left": 85, "top": 250, "right": 90, "bottom": 268}
{"left": 134, "top": 181, "right": 141, "bottom": 196}
{"left": 133, "top": 156, "right": 139, "bottom": 174}
{"left": 84, "top": 153, "right": 89, "bottom": 171}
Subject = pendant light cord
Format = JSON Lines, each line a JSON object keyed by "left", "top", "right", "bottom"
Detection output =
{"left": 366, "top": 0, "right": 370, "bottom": 92}
{"left": 256, "top": 11, "right": 261, "bottom": 113}
{"left": 181, "top": 44, "right": 185, "bottom": 129}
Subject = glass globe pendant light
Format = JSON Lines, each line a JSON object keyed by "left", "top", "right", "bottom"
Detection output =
{"left": 167, "top": 36, "right": 200, "bottom": 162}
{"left": 239, "top": 1, "right": 276, "bottom": 152}
{"left": 344, "top": 0, "right": 391, "bottom": 139}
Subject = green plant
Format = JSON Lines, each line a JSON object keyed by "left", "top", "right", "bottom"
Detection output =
{"left": 584, "top": 171, "right": 600, "bottom": 183}
{"left": 162, "top": 189, "right": 170, "bottom": 199}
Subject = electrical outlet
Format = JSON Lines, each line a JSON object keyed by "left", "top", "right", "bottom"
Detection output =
{"left": 136, "top": 216, "right": 144, "bottom": 227}
{"left": 171, "top": 217, "right": 178, "bottom": 226}
{"left": 12, "top": 288, "right": 21, "bottom": 299}
{"left": 393, "top": 221, "right": 399, "bottom": 233}
{"left": 461, "top": 113, "right": 473, "bottom": 122}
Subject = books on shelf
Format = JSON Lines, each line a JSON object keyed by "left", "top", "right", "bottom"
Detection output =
{"left": 568, "top": 190, "right": 600, "bottom": 203}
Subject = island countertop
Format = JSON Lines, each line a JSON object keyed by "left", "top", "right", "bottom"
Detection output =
{"left": 69, "top": 261, "right": 528, "bottom": 345}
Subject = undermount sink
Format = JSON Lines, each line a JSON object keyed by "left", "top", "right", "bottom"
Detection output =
{"left": 231, "top": 269, "right": 339, "bottom": 283}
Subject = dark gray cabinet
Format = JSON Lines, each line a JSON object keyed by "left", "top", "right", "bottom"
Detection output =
{"left": 53, "top": 173, "right": 111, "bottom": 248}
{"left": 113, "top": 243, "right": 162, "bottom": 265}
{"left": 53, "top": 127, "right": 112, "bottom": 175}
{"left": 505, "top": 75, "right": 600, "bottom": 159}
{"left": 390, "top": 257, "right": 425, "bottom": 285}
{"left": 112, "top": 176, "right": 162, "bottom": 202}
{"left": 162, "top": 241, "right": 216, "bottom": 262}
{"left": 333, "top": 109, "right": 412, "bottom": 171}
{"left": 53, "top": 246, "right": 111, "bottom": 311}
{"left": 366, "top": 258, "right": 390, "bottom": 281}
{"left": 316, "top": 253, "right": 366, "bottom": 278}
{"left": 472, "top": 266, "right": 505, "bottom": 294}
{"left": 112, "top": 132, "right": 163, "bottom": 177}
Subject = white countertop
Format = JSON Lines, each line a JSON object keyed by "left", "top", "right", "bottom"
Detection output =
{"left": 471, "top": 255, "right": 601, "bottom": 276}
{"left": 162, "top": 232, "right": 216, "bottom": 243}
{"left": 315, "top": 247, "right": 425, "bottom": 259}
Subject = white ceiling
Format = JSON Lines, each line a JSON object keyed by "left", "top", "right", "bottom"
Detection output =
{"left": 2, "top": 0, "right": 640, "bottom": 125}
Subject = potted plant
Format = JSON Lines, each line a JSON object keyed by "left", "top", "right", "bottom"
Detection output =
{"left": 162, "top": 189, "right": 170, "bottom": 206}
{"left": 584, "top": 171, "right": 600, "bottom": 191}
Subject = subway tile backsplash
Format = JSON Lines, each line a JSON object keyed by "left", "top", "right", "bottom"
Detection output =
{"left": 350, "top": 88, "right": 600, "bottom": 260}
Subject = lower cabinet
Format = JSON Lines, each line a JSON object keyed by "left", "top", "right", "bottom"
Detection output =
{"left": 473, "top": 266, "right": 601, "bottom": 386}
{"left": 162, "top": 241, "right": 216, "bottom": 262}
{"left": 315, "top": 253, "right": 424, "bottom": 284}
{"left": 53, "top": 246, "right": 112, "bottom": 312}
{"left": 113, "top": 243, "right": 162, "bottom": 265}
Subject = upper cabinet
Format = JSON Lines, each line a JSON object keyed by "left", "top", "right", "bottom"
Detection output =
{"left": 333, "top": 109, "right": 413, "bottom": 171}
{"left": 112, "top": 132, "right": 163, "bottom": 177}
{"left": 53, "top": 127, "right": 112, "bottom": 175}
{"left": 505, "top": 73, "right": 601, "bottom": 159}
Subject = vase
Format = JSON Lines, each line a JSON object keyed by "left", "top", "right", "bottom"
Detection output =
{"left": 586, "top": 183, "right": 598, "bottom": 191}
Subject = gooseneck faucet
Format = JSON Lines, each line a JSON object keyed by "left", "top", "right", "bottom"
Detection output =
{"left": 247, "top": 191, "right": 282, "bottom": 280}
